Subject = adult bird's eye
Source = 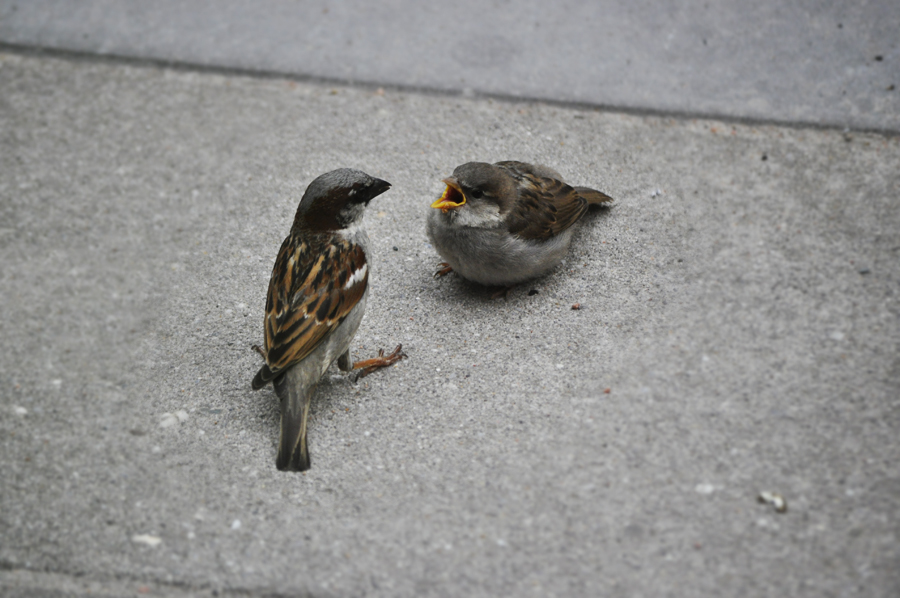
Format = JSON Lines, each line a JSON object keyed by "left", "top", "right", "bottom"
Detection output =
{"left": 470, "top": 189, "right": 484, "bottom": 199}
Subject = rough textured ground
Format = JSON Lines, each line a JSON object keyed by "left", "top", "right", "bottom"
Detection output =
{"left": 0, "top": 51, "right": 898, "bottom": 597}
{"left": 1, "top": 0, "right": 899, "bottom": 132}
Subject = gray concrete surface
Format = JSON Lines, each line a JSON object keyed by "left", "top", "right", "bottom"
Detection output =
{"left": 1, "top": 0, "right": 899, "bottom": 133}
{"left": 1, "top": 50, "right": 899, "bottom": 598}
{"left": 2, "top": 0, "right": 900, "bottom": 594}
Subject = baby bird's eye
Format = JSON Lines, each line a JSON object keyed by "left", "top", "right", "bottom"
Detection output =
{"left": 470, "top": 188, "right": 484, "bottom": 199}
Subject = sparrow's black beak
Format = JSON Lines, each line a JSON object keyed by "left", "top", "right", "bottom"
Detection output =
{"left": 350, "top": 178, "right": 390, "bottom": 205}
{"left": 372, "top": 178, "right": 391, "bottom": 197}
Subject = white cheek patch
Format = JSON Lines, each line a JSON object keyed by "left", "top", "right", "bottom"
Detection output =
{"left": 339, "top": 204, "right": 367, "bottom": 229}
{"left": 454, "top": 201, "right": 503, "bottom": 228}
{"left": 344, "top": 263, "right": 368, "bottom": 289}
{"left": 341, "top": 220, "right": 365, "bottom": 239}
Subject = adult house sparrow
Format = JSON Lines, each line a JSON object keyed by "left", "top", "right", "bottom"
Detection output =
{"left": 427, "top": 161, "right": 613, "bottom": 289}
{"left": 251, "top": 168, "right": 405, "bottom": 472}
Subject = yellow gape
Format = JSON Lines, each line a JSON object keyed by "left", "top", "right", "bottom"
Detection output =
{"left": 430, "top": 179, "right": 466, "bottom": 213}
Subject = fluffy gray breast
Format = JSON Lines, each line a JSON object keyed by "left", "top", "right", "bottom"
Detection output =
{"left": 427, "top": 211, "right": 574, "bottom": 286}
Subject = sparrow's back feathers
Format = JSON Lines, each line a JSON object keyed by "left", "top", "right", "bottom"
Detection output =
{"left": 496, "top": 161, "right": 613, "bottom": 240}
{"left": 251, "top": 235, "right": 368, "bottom": 389}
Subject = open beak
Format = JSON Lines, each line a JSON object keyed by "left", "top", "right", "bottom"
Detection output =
{"left": 430, "top": 178, "right": 466, "bottom": 213}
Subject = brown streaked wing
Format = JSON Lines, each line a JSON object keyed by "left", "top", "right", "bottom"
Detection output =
{"left": 495, "top": 160, "right": 562, "bottom": 182}
{"left": 260, "top": 235, "right": 367, "bottom": 381}
{"left": 498, "top": 164, "right": 588, "bottom": 241}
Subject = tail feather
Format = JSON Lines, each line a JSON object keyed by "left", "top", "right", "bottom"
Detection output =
{"left": 575, "top": 186, "right": 614, "bottom": 206}
{"left": 273, "top": 373, "right": 313, "bottom": 472}
{"left": 251, "top": 366, "right": 269, "bottom": 390}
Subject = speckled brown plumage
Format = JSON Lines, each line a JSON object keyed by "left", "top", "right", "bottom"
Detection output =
{"left": 250, "top": 168, "right": 403, "bottom": 472}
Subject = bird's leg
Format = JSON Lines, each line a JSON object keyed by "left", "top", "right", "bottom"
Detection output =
{"left": 433, "top": 262, "right": 453, "bottom": 278}
{"left": 252, "top": 344, "right": 268, "bottom": 359}
{"left": 490, "top": 287, "right": 512, "bottom": 301}
{"left": 337, "top": 350, "right": 352, "bottom": 372}
{"left": 350, "top": 344, "right": 407, "bottom": 380}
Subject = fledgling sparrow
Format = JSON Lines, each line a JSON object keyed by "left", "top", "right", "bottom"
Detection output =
{"left": 252, "top": 168, "right": 405, "bottom": 472}
{"left": 427, "top": 161, "right": 613, "bottom": 288}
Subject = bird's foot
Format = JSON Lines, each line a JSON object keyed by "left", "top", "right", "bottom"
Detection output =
{"left": 251, "top": 344, "right": 267, "bottom": 359}
{"left": 490, "top": 287, "right": 512, "bottom": 301}
{"left": 351, "top": 344, "right": 407, "bottom": 380}
{"left": 433, "top": 263, "right": 453, "bottom": 279}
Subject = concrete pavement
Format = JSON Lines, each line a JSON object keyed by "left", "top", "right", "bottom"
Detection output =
{"left": 1, "top": 3, "right": 899, "bottom": 597}
{"left": 1, "top": 0, "right": 898, "bottom": 132}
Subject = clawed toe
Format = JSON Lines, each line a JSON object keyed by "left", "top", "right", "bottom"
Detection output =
{"left": 490, "top": 287, "right": 512, "bottom": 300}
{"left": 433, "top": 263, "right": 453, "bottom": 279}
{"left": 352, "top": 344, "right": 407, "bottom": 380}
